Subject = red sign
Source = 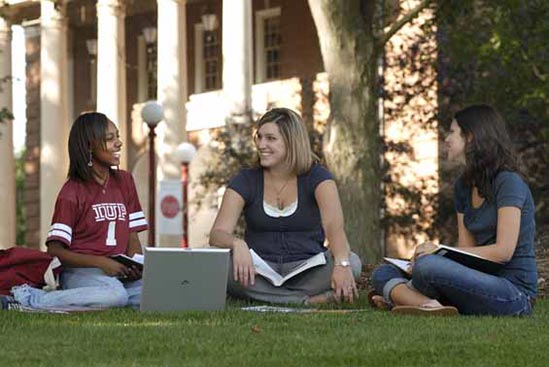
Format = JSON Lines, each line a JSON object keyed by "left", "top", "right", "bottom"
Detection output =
{"left": 160, "top": 195, "right": 180, "bottom": 219}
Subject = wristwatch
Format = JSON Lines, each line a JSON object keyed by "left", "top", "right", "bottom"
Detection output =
{"left": 334, "top": 259, "right": 351, "bottom": 267}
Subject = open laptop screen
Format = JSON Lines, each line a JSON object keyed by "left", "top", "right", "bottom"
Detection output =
{"left": 140, "top": 247, "right": 230, "bottom": 312}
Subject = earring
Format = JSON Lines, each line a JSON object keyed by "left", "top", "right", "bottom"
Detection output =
{"left": 88, "top": 150, "right": 93, "bottom": 167}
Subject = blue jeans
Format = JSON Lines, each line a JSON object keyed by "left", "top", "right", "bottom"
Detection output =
{"left": 371, "top": 255, "right": 533, "bottom": 316}
{"left": 12, "top": 267, "right": 141, "bottom": 310}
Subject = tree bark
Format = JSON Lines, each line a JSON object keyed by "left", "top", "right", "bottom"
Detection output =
{"left": 308, "top": 0, "right": 382, "bottom": 261}
{"left": 308, "top": 0, "right": 434, "bottom": 261}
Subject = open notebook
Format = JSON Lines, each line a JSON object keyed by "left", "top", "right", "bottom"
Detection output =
{"left": 385, "top": 244, "right": 504, "bottom": 275}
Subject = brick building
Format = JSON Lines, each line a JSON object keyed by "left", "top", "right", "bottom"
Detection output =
{"left": 0, "top": 0, "right": 438, "bottom": 258}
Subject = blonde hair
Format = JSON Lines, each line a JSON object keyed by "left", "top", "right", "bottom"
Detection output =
{"left": 255, "top": 108, "right": 317, "bottom": 175}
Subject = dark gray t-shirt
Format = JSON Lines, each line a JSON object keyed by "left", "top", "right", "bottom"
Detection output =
{"left": 228, "top": 164, "right": 333, "bottom": 263}
{"left": 454, "top": 171, "right": 537, "bottom": 297}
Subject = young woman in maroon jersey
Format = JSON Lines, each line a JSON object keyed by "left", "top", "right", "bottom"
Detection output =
{"left": 10, "top": 112, "right": 148, "bottom": 309}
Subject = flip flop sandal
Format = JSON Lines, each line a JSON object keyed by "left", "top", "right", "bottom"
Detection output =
{"left": 391, "top": 305, "right": 459, "bottom": 316}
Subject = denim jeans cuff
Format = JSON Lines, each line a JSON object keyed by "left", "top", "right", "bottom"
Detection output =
{"left": 382, "top": 277, "right": 409, "bottom": 306}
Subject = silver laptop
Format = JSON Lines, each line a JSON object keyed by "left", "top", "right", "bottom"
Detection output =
{"left": 140, "top": 247, "right": 230, "bottom": 312}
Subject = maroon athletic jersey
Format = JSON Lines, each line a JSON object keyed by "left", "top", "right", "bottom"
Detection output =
{"left": 46, "top": 170, "right": 148, "bottom": 256}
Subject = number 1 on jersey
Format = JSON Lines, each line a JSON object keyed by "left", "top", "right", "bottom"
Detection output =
{"left": 106, "top": 221, "right": 117, "bottom": 246}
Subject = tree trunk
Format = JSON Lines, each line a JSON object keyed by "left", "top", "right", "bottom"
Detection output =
{"left": 308, "top": 0, "right": 382, "bottom": 261}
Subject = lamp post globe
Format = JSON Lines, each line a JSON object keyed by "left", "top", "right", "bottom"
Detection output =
{"left": 175, "top": 142, "right": 197, "bottom": 163}
{"left": 141, "top": 100, "right": 163, "bottom": 127}
{"left": 175, "top": 142, "right": 197, "bottom": 248}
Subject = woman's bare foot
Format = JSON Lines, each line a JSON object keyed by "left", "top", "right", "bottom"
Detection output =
{"left": 371, "top": 295, "right": 391, "bottom": 310}
{"left": 367, "top": 290, "right": 391, "bottom": 310}
{"left": 304, "top": 291, "right": 335, "bottom": 305}
{"left": 420, "top": 299, "right": 444, "bottom": 308}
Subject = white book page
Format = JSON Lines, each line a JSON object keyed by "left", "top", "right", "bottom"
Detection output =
{"left": 249, "top": 250, "right": 326, "bottom": 286}
{"left": 131, "top": 253, "right": 144, "bottom": 264}
{"left": 384, "top": 257, "right": 412, "bottom": 274}
{"left": 250, "top": 249, "right": 284, "bottom": 286}
{"left": 282, "top": 252, "right": 326, "bottom": 280}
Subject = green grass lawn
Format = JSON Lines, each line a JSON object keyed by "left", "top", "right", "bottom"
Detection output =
{"left": 1, "top": 297, "right": 548, "bottom": 367}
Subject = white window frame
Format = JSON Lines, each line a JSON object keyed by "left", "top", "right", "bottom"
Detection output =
{"left": 136, "top": 35, "right": 147, "bottom": 102}
{"left": 194, "top": 23, "right": 206, "bottom": 93}
{"left": 194, "top": 23, "right": 221, "bottom": 93}
{"left": 255, "top": 7, "right": 281, "bottom": 83}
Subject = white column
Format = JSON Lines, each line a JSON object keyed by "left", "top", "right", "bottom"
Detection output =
{"left": 40, "top": 0, "right": 69, "bottom": 248}
{"left": 222, "top": 0, "right": 252, "bottom": 123}
{"left": 157, "top": 0, "right": 187, "bottom": 179}
{"left": 96, "top": 0, "right": 127, "bottom": 168}
{"left": 156, "top": 0, "right": 188, "bottom": 246}
{"left": 0, "top": 16, "right": 16, "bottom": 248}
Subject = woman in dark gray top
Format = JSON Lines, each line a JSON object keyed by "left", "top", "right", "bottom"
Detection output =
{"left": 371, "top": 105, "right": 537, "bottom": 315}
{"left": 210, "top": 108, "right": 362, "bottom": 304}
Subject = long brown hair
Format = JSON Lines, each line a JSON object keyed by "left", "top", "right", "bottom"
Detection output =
{"left": 455, "top": 104, "right": 520, "bottom": 200}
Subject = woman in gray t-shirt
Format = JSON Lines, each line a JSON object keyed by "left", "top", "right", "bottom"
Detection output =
{"left": 371, "top": 104, "right": 537, "bottom": 316}
{"left": 209, "top": 108, "right": 362, "bottom": 305}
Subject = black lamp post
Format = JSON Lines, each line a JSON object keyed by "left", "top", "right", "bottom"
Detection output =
{"left": 141, "top": 101, "right": 163, "bottom": 246}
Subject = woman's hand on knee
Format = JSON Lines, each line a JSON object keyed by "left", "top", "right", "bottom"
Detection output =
{"left": 331, "top": 267, "right": 358, "bottom": 303}
{"left": 413, "top": 242, "right": 438, "bottom": 260}
{"left": 232, "top": 240, "right": 255, "bottom": 288}
{"left": 410, "top": 242, "right": 439, "bottom": 271}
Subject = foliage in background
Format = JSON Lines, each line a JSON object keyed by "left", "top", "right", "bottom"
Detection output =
{"left": 195, "top": 0, "right": 547, "bottom": 252}
{"left": 196, "top": 121, "right": 256, "bottom": 196}
{"left": 0, "top": 75, "right": 14, "bottom": 127}
{"left": 193, "top": 118, "right": 257, "bottom": 236}
{"left": 436, "top": 0, "right": 548, "bottom": 243}
{"left": 378, "top": 2, "right": 440, "bottom": 255}
{"left": 0, "top": 105, "right": 13, "bottom": 123}
{"left": 381, "top": 141, "right": 439, "bottom": 245}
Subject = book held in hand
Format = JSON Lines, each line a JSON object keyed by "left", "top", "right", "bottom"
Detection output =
{"left": 110, "top": 253, "right": 144, "bottom": 271}
{"left": 250, "top": 249, "right": 326, "bottom": 287}
{"left": 433, "top": 245, "right": 504, "bottom": 274}
{"left": 385, "top": 244, "right": 504, "bottom": 275}
{"left": 383, "top": 257, "right": 412, "bottom": 274}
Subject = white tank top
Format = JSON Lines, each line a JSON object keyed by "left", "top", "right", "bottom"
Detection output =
{"left": 263, "top": 199, "right": 298, "bottom": 218}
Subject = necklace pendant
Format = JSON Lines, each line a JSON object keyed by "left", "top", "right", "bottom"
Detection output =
{"left": 276, "top": 197, "right": 283, "bottom": 210}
